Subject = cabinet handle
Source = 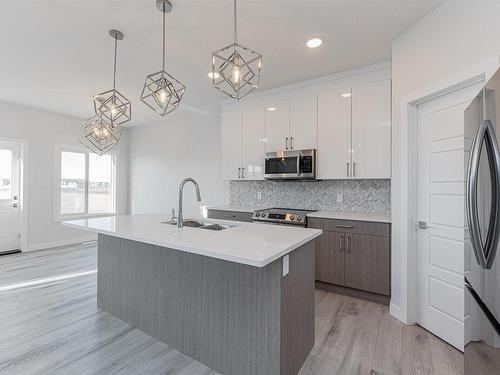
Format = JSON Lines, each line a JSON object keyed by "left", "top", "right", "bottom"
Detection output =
{"left": 285, "top": 137, "right": 289, "bottom": 150}
{"left": 241, "top": 167, "right": 245, "bottom": 178}
{"left": 353, "top": 162, "right": 357, "bottom": 177}
{"left": 290, "top": 136, "right": 294, "bottom": 149}
{"left": 238, "top": 168, "right": 241, "bottom": 179}
{"left": 346, "top": 235, "right": 350, "bottom": 252}
{"left": 347, "top": 162, "right": 350, "bottom": 177}
{"left": 339, "top": 234, "right": 344, "bottom": 252}
{"left": 336, "top": 224, "right": 353, "bottom": 229}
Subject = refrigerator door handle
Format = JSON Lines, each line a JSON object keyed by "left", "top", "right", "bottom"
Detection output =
{"left": 466, "top": 119, "right": 500, "bottom": 269}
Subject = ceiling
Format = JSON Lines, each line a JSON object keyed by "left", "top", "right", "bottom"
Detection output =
{"left": 0, "top": 0, "right": 442, "bottom": 126}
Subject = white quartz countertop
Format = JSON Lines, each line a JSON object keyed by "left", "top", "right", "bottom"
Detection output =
{"left": 307, "top": 211, "right": 391, "bottom": 223}
{"left": 62, "top": 214, "right": 322, "bottom": 268}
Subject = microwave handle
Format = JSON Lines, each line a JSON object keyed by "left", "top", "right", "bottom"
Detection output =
{"left": 296, "top": 154, "right": 301, "bottom": 174}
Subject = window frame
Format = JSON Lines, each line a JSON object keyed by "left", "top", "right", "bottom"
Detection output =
{"left": 54, "top": 144, "right": 117, "bottom": 221}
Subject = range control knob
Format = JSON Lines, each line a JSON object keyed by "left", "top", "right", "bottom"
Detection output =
{"left": 290, "top": 215, "right": 295, "bottom": 220}
{"left": 297, "top": 216, "right": 303, "bottom": 222}
{"left": 255, "top": 212, "right": 261, "bottom": 217}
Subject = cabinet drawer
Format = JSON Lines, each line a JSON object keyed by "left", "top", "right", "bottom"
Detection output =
{"left": 308, "top": 217, "right": 390, "bottom": 237}
{"left": 207, "top": 209, "right": 253, "bottom": 223}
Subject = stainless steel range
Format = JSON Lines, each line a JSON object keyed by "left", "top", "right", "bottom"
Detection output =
{"left": 251, "top": 208, "right": 316, "bottom": 227}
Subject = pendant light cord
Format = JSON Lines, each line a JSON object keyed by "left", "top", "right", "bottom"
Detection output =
{"left": 113, "top": 35, "right": 118, "bottom": 91}
{"left": 233, "top": 0, "right": 237, "bottom": 44}
{"left": 162, "top": 3, "right": 166, "bottom": 71}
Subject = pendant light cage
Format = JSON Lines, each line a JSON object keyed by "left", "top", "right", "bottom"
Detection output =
{"left": 211, "top": 0, "right": 262, "bottom": 100}
{"left": 78, "top": 115, "right": 124, "bottom": 156}
{"left": 94, "top": 29, "right": 132, "bottom": 127}
{"left": 141, "top": 0, "right": 186, "bottom": 116}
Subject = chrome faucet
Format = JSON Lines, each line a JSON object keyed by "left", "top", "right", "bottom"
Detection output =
{"left": 177, "top": 178, "right": 202, "bottom": 228}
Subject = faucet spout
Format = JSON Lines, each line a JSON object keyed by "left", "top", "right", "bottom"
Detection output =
{"left": 177, "top": 178, "right": 202, "bottom": 228}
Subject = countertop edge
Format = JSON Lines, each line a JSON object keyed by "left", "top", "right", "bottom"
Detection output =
{"left": 62, "top": 221, "right": 322, "bottom": 268}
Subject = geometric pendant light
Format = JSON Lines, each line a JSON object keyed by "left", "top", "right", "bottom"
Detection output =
{"left": 141, "top": 0, "right": 186, "bottom": 117}
{"left": 93, "top": 30, "right": 132, "bottom": 127}
{"left": 211, "top": 0, "right": 262, "bottom": 100}
{"left": 79, "top": 115, "right": 124, "bottom": 156}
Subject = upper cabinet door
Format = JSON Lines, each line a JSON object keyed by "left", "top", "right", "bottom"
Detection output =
{"left": 351, "top": 79, "right": 391, "bottom": 179}
{"left": 241, "top": 105, "right": 266, "bottom": 180}
{"left": 221, "top": 109, "right": 242, "bottom": 181}
{"left": 317, "top": 88, "right": 352, "bottom": 179}
{"left": 265, "top": 99, "right": 290, "bottom": 152}
{"left": 290, "top": 94, "right": 318, "bottom": 150}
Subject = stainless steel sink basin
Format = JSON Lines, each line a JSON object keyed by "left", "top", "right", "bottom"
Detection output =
{"left": 199, "top": 224, "right": 231, "bottom": 231}
{"left": 161, "top": 220, "right": 204, "bottom": 227}
{"left": 161, "top": 220, "right": 234, "bottom": 231}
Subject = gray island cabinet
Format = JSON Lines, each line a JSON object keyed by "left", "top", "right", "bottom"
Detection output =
{"left": 63, "top": 214, "right": 322, "bottom": 375}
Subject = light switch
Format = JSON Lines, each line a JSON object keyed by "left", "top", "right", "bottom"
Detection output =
{"left": 283, "top": 255, "right": 289, "bottom": 276}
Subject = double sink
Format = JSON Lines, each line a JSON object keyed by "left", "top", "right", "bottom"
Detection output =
{"left": 162, "top": 220, "right": 233, "bottom": 231}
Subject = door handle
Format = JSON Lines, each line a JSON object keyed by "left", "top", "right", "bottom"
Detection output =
{"left": 290, "top": 136, "right": 294, "bottom": 150}
{"left": 466, "top": 120, "right": 500, "bottom": 269}
{"left": 346, "top": 235, "right": 351, "bottom": 253}
{"left": 241, "top": 167, "right": 245, "bottom": 179}
{"left": 238, "top": 167, "right": 241, "bottom": 179}
{"left": 336, "top": 224, "right": 353, "bottom": 229}
{"left": 285, "top": 137, "right": 289, "bottom": 150}
{"left": 347, "top": 162, "right": 350, "bottom": 177}
{"left": 418, "top": 221, "right": 430, "bottom": 230}
{"left": 339, "top": 234, "right": 344, "bottom": 252}
{"left": 353, "top": 162, "right": 357, "bottom": 177}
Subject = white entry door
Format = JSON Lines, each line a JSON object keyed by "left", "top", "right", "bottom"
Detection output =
{"left": 416, "top": 81, "right": 484, "bottom": 350}
{"left": 0, "top": 142, "right": 21, "bottom": 253}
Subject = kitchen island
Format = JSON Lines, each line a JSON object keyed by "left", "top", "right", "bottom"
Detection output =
{"left": 63, "top": 214, "right": 322, "bottom": 375}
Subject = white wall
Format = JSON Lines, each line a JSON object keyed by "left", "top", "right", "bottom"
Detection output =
{"left": 128, "top": 110, "right": 229, "bottom": 219}
{"left": 0, "top": 101, "right": 129, "bottom": 251}
{"left": 391, "top": 0, "right": 500, "bottom": 322}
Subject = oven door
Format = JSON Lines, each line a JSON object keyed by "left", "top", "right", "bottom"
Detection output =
{"left": 264, "top": 149, "right": 316, "bottom": 180}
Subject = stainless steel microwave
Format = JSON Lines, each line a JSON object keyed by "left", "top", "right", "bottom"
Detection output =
{"left": 264, "top": 149, "right": 316, "bottom": 180}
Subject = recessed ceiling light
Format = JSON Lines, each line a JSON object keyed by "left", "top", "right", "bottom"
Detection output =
{"left": 267, "top": 107, "right": 277, "bottom": 111}
{"left": 306, "top": 38, "right": 322, "bottom": 48}
{"left": 341, "top": 93, "right": 352, "bottom": 98}
{"left": 208, "top": 72, "right": 220, "bottom": 79}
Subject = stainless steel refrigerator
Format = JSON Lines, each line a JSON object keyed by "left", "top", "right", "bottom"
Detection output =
{"left": 465, "top": 68, "right": 500, "bottom": 373}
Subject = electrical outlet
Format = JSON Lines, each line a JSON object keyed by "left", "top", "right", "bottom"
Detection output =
{"left": 336, "top": 193, "right": 343, "bottom": 203}
{"left": 257, "top": 191, "right": 262, "bottom": 200}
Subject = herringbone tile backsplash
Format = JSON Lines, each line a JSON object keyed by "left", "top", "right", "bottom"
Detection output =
{"left": 230, "top": 179, "right": 391, "bottom": 213}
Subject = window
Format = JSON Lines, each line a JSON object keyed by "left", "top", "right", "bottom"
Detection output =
{"left": 56, "top": 146, "right": 116, "bottom": 219}
{"left": 0, "top": 149, "right": 12, "bottom": 200}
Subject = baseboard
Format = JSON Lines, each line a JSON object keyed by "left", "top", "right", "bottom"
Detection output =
{"left": 389, "top": 302, "right": 408, "bottom": 324}
{"left": 315, "top": 281, "right": 391, "bottom": 305}
{"left": 23, "top": 235, "right": 97, "bottom": 252}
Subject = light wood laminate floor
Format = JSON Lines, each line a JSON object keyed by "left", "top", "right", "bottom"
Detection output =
{"left": 0, "top": 245, "right": 463, "bottom": 375}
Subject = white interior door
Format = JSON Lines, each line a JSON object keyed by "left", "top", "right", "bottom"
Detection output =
{"left": 0, "top": 142, "right": 21, "bottom": 253}
{"left": 417, "top": 81, "right": 484, "bottom": 350}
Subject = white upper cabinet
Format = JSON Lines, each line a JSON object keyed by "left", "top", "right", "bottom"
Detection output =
{"left": 265, "top": 99, "right": 290, "bottom": 152}
{"left": 290, "top": 94, "right": 318, "bottom": 150}
{"left": 221, "top": 109, "right": 242, "bottom": 181}
{"left": 351, "top": 79, "right": 391, "bottom": 178}
{"left": 241, "top": 105, "right": 266, "bottom": 180}
{"left": 317, "top": 88, "right": 352, "bottom": 179}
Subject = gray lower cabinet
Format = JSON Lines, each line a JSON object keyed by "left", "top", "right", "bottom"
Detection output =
{"left": 207, "top": 208, "right": 253, "bottom": 222}
{"left": 308, "top": 217, "right": 391, "bottom": 300}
